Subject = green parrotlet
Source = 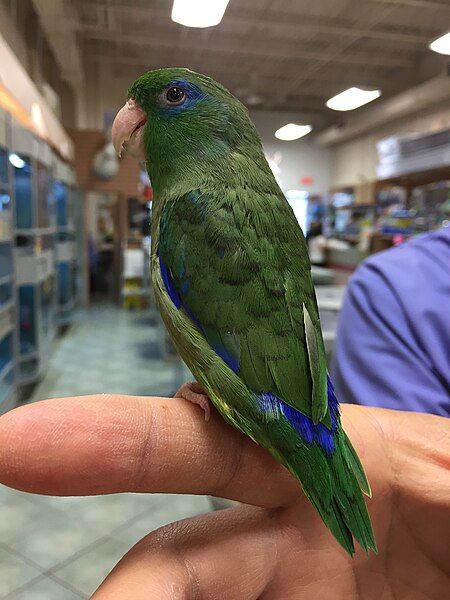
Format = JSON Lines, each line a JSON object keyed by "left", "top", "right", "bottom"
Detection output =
{"left": 112, "top": 68, "right": 377, "bottom": 556}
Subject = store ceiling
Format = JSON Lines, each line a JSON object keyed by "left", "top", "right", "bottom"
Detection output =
{"left": 74, "top": 0, "right": 450, "bottom": 128}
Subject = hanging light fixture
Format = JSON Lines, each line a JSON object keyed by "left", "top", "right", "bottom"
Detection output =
{"left": 275, "top": 123, "right": 312, "bottom": 141}
{"left": 172, "top": 0, "right": 230, "bottom": 28}
{"left": 326, "top": 87, "right": 381, "bottom": 111}
{"left": 9, "top": 153, "right": 25, "bottom": 169}
{"left": 429, "top": 32, "right": 450, "bottom": 55}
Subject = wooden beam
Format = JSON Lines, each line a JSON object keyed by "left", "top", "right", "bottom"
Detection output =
{"left": 371, "top": 0, "right": 450, "bottom": 8}
{"left": 81, "top": 26, "right": 414, "bottom": 69}
{"left": 85, "top": 51, "right": 403, "bottom": 86}
{"left": 79, "top": 2, "right": 438, "bottom": 45}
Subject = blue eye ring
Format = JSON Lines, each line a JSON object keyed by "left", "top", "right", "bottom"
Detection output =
{"left": 165, "top": 86, "right": 185, "bottom": 105}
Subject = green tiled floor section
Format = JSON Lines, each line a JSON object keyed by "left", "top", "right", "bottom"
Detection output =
{"left": 0, "top": 305, "right": 210, "bottom": 598}
{"left": 30, "top": 304, "right": 190, "bottom": 400}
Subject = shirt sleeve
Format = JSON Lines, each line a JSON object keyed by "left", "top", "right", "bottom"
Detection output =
{"left": 330, "top": 260, "right": 450, "bottom": 416}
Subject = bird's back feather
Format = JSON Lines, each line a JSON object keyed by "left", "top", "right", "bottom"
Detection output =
{"left": 153, "top": 184, "right": 376, "bottom": 555}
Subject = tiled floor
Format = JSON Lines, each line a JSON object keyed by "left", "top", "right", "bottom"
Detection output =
{"left": 0, "top": 305, "right": 211, "bottom": 598}
{"left": 29, "top": 304, "right": 190, "bottom": 400}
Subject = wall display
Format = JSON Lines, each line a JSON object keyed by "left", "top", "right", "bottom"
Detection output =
{"left": 0, "top": 110, "right": 16, "bottom": 412}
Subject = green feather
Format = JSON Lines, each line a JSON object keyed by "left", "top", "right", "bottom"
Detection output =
{"left": 303, "top": 303, "right": 328, "bottom": 424}
{"left": 342, "top": 431, "right": 372, "bottom": 498}
{"left": 124, "top": 67, "right": 376, "bottom": 556}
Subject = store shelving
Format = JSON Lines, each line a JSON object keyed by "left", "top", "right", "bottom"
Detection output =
{"left": 11, "top": 120, "right": 57, "bottom": 385}
{"left": 54, "top": 162, "right": 78, "bottom": 327}
{"left": 120, "top": 197, "right": 152, "bottom": 309}
{"left": 0, "top": 107, "right": 17, "bottom": 413}
{"left": 0, "top": 97, "right": 82, "bottom": 405}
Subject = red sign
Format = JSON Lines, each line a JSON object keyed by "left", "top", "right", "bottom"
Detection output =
{"left": 300, "top": 176, "right": 314, "bottom": 186}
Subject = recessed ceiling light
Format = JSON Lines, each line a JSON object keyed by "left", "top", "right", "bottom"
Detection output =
{"left": 275, "top": 123, "right": 312, "bottom": 141}
{"left": 171, "top": 0, "right": 230, "bottom": 28}
{"left": 326, "top": 87, "right": 381, "bottom": 111}
{"left": 9, "top": 153, "right": 25, "bottom": 169}
{"left": 429, "top": 32, "right": 450, "bottom": 55}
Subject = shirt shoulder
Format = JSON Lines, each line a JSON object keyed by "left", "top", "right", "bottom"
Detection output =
{"left": 349, "top": 226, "right": 450, "bottom": 402}
{"left": 358, "top": 226, "right": 450, "bottom": 285}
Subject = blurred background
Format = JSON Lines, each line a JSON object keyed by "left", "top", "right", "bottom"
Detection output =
{"left": 0, "top": 0, "right": 449, "bottom": 597}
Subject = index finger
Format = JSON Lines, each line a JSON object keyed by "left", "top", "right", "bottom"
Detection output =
{"left": 0, "top": 394, "right": 299, "bottom": 508}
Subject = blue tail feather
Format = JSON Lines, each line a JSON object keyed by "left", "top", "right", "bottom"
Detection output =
{"left": 257, "top": 376, "right": 340, "bottom": 454}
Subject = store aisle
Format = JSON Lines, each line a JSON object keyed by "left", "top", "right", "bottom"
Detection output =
{"left": 0, "top": 306, "right": 210, "bottom": 599}
{"left": 30, "top": 304, "right": 189, "bottom": 401}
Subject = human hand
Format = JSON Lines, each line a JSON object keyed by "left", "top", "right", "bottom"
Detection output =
{"left": 0, "top": 395, "right": 448, "bottom": 599}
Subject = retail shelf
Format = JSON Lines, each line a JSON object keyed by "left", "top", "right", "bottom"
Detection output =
{"left": 57, "top": 300, "right": 76, "bottom": 326}
{"left": 0, "top": 386, "right": 16, "bottom": 416}
{"left": 0, "top": 274, "right": 11, "bottom": 285}
{"left": 54, "top": 180, "right": 78, "bottom": 327}
{"left": 1, "top": 112, "right": 83, "bottom": 402}
{"left": 0, "top": 361, "right": 13, "bottom": 381}
{"left": 58, "top": 297, "right": 76, "bottom": 310}
{"left": 15, "top": 252, "right": 56, "bottom": 285}
{"left": 11, "top": 126, "right": 60, "bottom": 391}
{"left": 0, "top": 322, "right": 13, "bottom": 342}
{"left": 0, "top": 300, "right": 13, "bottom": 315}
{"left": 17, "top": 370, "right": 42, "bottom": 386}
{"left": 15, "top": 227, "right": 57, "bottom": 236}
{"left": 0, "top": 120, "right": 16, "bottom": 412}
{"left": 377, "top": 165, "right": 450, "bottom": 188}
{"left": 18, "top": 350, "right": 39, "bottom": 361}
{"left": 56, "top": 241, "right": 76, "bottom": 262}
{"left": 122, "top": 288, "right": 151, "bottom": 297}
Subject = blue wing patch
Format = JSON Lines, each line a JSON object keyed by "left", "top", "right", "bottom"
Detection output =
{"left": 258, "top": 376, "right": 339, "bottom": 454}
{"left": 158, "top": 249, "right": 240, "bottom": 373}
{"left": 159, "top": 253, "right": 181, "bottom": 309}
{"left": 212, "top": 343, "right": 240, "bottom": 372}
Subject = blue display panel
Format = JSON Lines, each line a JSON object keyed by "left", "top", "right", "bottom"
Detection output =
{"left": 58, "top": 262, "right": 71, "bottom": 305}
{"left": 40, "top": 276, "right": 55, "bottom": 345}
{"left": 0, "top": 332, "right": 12, "bottom": 372}
{"left": 19, "top": 357, "right": 38, "bottom": 380}
{"left": 54, "top": 180, "right": 68, "bottom": 227}
{"left": 13, "top": 156, "right": 33, "bottom": 229}
{"left": 0, "top": 369, "right": 13, "bottom": 405}
{"left": 0, "top": 244, "right": 12, "bottom": 278}
{"left": 19, "top": 285, "right": 37, "bottom": 355}
{"left": 0, "top": 281, "right": 12, "bottom": 307}
{"left": 0, "top": 148, "right": 8, "bottom": 186}
{"left": 37, "top": 162, "right": 52, "bottom": 228}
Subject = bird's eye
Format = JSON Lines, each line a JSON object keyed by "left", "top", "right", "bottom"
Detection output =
{"left": 166, "top": 86, "right": 185, "bottom": 105}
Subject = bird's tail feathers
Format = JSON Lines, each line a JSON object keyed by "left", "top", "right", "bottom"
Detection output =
{"left": 284, "top": 430, "right": 377, "bottom": 556}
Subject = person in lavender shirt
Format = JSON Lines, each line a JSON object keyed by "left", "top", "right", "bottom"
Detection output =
{"left": 331, "top": 224, "right": 450, "bottom": 417}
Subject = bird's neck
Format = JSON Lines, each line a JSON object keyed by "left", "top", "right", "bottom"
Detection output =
{"left": 147, "top": 142, "right": 278, "bottom": 202}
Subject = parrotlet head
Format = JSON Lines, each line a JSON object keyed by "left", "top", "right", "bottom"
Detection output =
{"left": 112, "top": 68, "right": 262, "bottom": 169}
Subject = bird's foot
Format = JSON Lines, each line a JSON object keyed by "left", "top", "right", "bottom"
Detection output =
{"left": 174, "top": 381, "right": 211, "bottom": 421}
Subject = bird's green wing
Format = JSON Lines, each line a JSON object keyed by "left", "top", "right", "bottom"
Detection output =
{"left": 157, "top": 187, "right": 376, "bottom": 556}
{"left": 158, "top": 187, "right": 329, "bottom": 425}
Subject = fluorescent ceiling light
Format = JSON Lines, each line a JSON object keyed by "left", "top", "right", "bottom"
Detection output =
{"left": 172, "top": 0, "right": 230, "bottom": 28}
{"left": 275, "top": 123, "right": 312, "bottom": 141}
{"left": 326, "top": 87, "right": 381, "bottom": 111}
{"left": 429, "top": 32, "right": 450, "bottom": 55}
{"left": 9, "top": 153, "right": 25, "bottom": 168}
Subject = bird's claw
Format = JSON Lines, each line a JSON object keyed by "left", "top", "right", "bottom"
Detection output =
{"left": 174, "top": 381, "right": 211, "bottom": 421}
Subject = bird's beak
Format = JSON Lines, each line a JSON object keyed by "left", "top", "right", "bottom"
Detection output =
{"left": 111, "top": 98, "right": 147, "bottom": 159}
